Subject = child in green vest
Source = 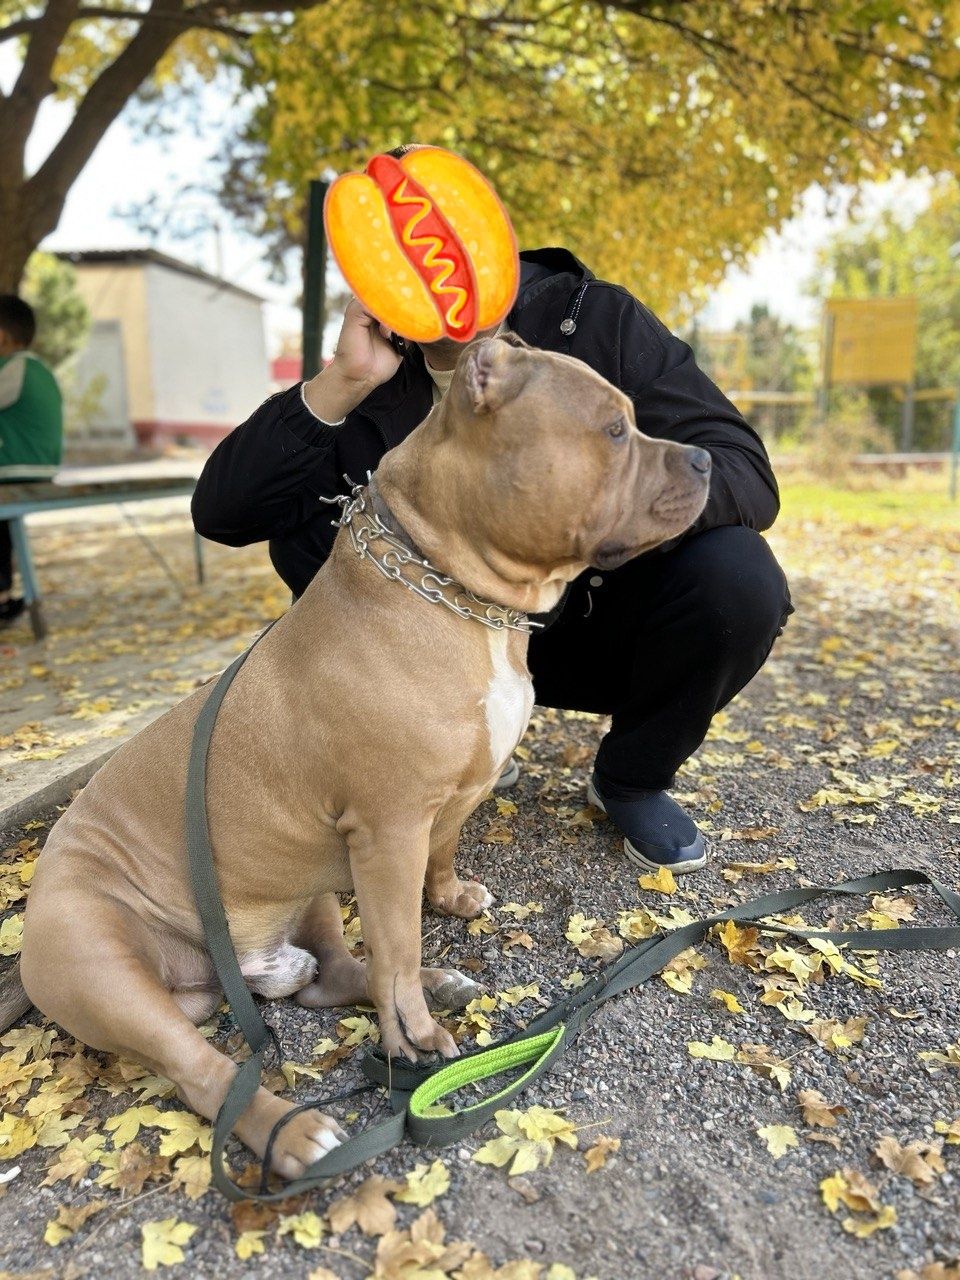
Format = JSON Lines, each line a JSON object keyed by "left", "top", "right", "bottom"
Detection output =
{"left": 0, "top": 295, "right": 64, "bottom": 626}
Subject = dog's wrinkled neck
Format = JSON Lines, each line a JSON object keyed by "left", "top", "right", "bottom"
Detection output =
{"left": 338, "top": 478, "right": 539, "bottom": 634}
{"left": 375, "top": 447, "right": 571, "bottom": 617}
{"left": 366, "top": 476, "right": 425, "bottom": 560}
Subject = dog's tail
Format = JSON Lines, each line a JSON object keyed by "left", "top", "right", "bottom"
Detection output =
{"left": 0, "top": 961, "right": 32, "bottom": 1031}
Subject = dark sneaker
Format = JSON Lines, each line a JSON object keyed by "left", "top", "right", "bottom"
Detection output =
{"left": 493, "top": 757, "right": 520, "bottom": 790}
{"left": 0, "top": 597, "right": 25, "bottom": 627}
{"left": 586, "top": 772, "right": 708, "bottom": 874}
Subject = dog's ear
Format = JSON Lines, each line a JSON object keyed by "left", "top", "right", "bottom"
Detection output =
{"left": 497, "top": 329, "right": 531, "bottom": 350}
{"left": 463, "top": 336, "right": 529, "bottom": 414}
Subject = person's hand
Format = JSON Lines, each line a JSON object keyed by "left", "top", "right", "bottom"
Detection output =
{"left": 302, "top": 296, "right": 404, "bottom": 422}
{"left": 329, "top": 296, "right": 403, "bottom": 390}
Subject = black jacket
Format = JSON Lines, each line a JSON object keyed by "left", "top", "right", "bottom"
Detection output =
{"left": 192, "top": 248, "right": 780, "bottom": 599}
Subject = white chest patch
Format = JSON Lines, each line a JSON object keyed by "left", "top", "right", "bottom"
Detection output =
{"left": 482, "top": 631, "right": 534, "bottom": 770}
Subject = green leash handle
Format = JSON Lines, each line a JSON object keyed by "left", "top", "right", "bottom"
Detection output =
{"left": 406, "top": 1023, "right": 571, "bottom": 1146}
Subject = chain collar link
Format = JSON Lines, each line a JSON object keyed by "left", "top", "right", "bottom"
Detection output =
{"left": 320, "top": 479, "right": 543, "bottom": 635}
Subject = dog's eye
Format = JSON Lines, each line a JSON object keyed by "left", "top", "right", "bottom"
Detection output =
{"left": 606, "top": 418, "right": 626, "bottom": 439}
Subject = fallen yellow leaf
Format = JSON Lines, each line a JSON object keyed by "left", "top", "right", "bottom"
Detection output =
{"left": 687, "top": 1036, "right": 736, "bottom": 1062}
{"left": 44, "top": 1199, "right": 108, "bottom": 1246}
{"left": 757, "top": 1124, "right": 798, "bottom": 1158}
{"left": 842, "top": 1204, "right": 897, "bottom": 1237}
{"left": 141, "top": 1218, "right": 197, "bottom": 1270}
{"left": 395, "top": 1159, "right": 450, "bottom": 1207}
{"left": 277, "top": 1210, "right": 324, "bottom": 1248}
{"left": 710, "top": 989, "right": 745, "bottom": 1014}
{"left": 797, "top": 1088, "right": 847, "bottom": 1128}
{"left": 638, "top": 866, "right": 677, "bottom": 895}
{"left": 583, "top": 1135, "right": 621, "bottom": 1173}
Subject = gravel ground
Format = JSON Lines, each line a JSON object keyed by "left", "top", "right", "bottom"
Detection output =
{"left": 0, "top": 495, "right": 958, "bottom": 1280}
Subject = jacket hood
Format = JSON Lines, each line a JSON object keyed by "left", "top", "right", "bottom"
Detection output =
{"left": 356, "top": 247, "right": 593, "bottom": 428}
{"left": 515, "top": 247, "right": 594, "bottom": 304}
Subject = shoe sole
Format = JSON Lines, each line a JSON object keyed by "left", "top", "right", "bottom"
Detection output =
{"left": 586, "top": 781, "right": 709, "bottom": 874}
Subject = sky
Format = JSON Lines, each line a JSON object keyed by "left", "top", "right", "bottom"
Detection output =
{"left": 700, "top": 177, "right": 934, "bottom": 332}
{"left": 4, "top": 51, "right": 933, "bottom": 357}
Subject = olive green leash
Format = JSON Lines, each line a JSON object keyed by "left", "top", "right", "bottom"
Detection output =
{"left": 187, "top": 633, "right": 960, "bottom": 1202}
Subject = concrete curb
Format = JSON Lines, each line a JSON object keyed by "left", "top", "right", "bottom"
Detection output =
{"left": 0, "top": 745, "right": 118, "bottom": 831}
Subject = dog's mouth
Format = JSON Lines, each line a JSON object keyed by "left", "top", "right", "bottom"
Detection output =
{"left": 589, "top": 540, "right": 637, "bottom": 571}
{"left": 590, "top": 482, "right": 707, "bottom": 569}
{"left": 589, "top": 538, "right": 663, "bottom": 571}
{"left": 651, "top": 482, "right": 709, "bottom": 524}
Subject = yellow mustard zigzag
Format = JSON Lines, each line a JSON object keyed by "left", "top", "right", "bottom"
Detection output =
{"left": 392, "top": 179, "right": 469, "bottom": 329}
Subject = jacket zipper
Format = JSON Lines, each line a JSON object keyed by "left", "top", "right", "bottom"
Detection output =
{"left": 560, "top": 280, "right": 591, "bottom": 336}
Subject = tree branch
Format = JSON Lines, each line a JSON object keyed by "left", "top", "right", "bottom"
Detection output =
{"left": 23, "top": 0, "right": 188, "bottom": 237}
{"left": 0, "top": 6, "right": 252, "bottom": 44}
{"left": 1, "top": 0, "right": 81, "bottom": 172}
{"left": 191, "top": 0, "right": 329, "bottom": 15}
{"left": 0, "top": 0, "right": 331, "bottom": 47}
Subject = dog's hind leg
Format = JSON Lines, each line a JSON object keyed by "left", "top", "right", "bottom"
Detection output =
{"left": 20, "top": 895, "right": 345, "bottom": 1179}
{"left": 293, "top": 892, "right": 367, "bottom": 1007}
{"left": 293, "top": 891, "right": 480, "bottom": 1014}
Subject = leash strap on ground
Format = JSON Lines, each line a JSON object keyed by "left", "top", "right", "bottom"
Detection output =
{"left": 186, "top": 629, "right": 960, "bottom": 1202}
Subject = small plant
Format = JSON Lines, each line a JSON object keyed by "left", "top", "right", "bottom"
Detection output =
{"left": 788, "top": 393, "right": 891, "bottom": 486}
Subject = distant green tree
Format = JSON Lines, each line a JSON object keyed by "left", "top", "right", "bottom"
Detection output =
{"left": 812, "top": 179, "right": 960, "bottom": 449}
{"left": 735, "top": 304, "right": 815, "bottom": 440}
{"left": 21, "top": 253, "right": 90, "bottom": 370}
{"left": 735, "top": 304, "right": 814, "bottom": 397}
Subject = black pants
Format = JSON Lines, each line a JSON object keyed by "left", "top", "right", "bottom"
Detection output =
{"left": 528, "top": 525, "right": 793, "bottom": 793}
{"left": 0, "top": 522, "right": 11, "bottom": 594}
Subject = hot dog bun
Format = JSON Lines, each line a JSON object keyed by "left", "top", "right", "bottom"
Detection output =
{"left": 324, "top": 147, "right": 519, "bottom": 344}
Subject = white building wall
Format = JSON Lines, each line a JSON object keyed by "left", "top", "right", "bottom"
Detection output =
{"left": 144, "top": 264, "right": 269, "bottom": 427}
{"left": 72, "top": 263, "right": 153, "bottom": 421}
{"left": 68, "top": 319, "right": 134, "bottom": 446}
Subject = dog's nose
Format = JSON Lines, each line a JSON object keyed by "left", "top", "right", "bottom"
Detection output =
{"left": 688, "top": 448, "right": 712, "bottom": 475}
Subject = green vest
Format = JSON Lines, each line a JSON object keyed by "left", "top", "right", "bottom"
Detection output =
{"left": 0, "top": 351, "right": 63, "bottom": 479}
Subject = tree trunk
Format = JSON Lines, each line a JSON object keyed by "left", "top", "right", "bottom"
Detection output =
{"left": 0, "top": 186, "right": 37, "bottom": 293}
{"left": 0, "top": 241, "right": 35, "bottom": 295}
{"left": 0, "top": 0, "right": 187, "bottom": 294}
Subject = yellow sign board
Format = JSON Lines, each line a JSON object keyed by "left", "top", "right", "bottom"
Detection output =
{"left": 824, "top": 297, "right": 918, "bottom": 386}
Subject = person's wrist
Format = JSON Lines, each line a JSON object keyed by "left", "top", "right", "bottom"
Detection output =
{"left": 302, "top": 360, "right": 379, "bottom": 423}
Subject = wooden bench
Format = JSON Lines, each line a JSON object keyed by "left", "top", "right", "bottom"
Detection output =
{"left": 0, "top": 468, "right": 204, "bottom": 641}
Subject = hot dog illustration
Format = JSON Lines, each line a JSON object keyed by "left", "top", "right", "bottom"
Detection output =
{"left": 323, "top": 146, "right": 519, "bottom": 344}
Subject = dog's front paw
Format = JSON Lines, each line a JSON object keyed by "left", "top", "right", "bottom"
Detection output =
{"left": 376, "top": 976, "right": 461, "bottom": 1063}
{"left": 427, "top": 878, "right": 494, "bottom": 919}
{"left": 268, "top": 1108, "right": 346, "bottom": 1181}
{"left": 381, "top": 1014, "right": 460, "bottom": 1064}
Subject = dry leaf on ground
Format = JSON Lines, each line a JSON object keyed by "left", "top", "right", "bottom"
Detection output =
{"left": 141, "top": 1218, "right": 197, "bottom": 1270}
{"left": 327, "top": 1174, "right": 403, "bottom": 1235}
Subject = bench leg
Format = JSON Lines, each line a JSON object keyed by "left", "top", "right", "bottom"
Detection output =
{"left": 193, "top": 530, "right": 205, "bottom": 585}
{"left": 8, "top": 516, "right": 47, "bottom": 641}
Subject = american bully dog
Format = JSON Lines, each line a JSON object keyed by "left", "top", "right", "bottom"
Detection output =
{"left": 7, "top": 332, "right": 710, "bottom": 1179}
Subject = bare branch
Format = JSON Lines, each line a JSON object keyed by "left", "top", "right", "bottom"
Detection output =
{"left": 23, "top": 0, "right": 188, "bottom": 236}
{"left": 191, "top": 0, "right": 328, "bottom": 15}
{"left": 0, "top": 6, "right": 252, "bottom": 44}
{"left": 2, "top": 0, "right": 81, "bottom": 170}
{"left": 0, "top": 0, "right": 331, "bottom": 47}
